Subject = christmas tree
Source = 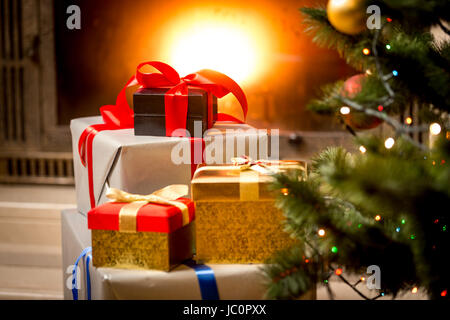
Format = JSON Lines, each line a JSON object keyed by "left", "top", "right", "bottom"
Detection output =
{"left": 264, "top": 0, "right": 450, "bottom": 300}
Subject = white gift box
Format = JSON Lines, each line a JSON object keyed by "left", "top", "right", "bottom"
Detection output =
{"left": 71, "top": 116, "right": 276, "bottom": 215}
{"left": 61, "top": 208, "right": 272, "bottom": 300}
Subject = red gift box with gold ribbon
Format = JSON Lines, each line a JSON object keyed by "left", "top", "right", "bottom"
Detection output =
{"left": 87, "top": 185, "right": 195, "bottom": 271}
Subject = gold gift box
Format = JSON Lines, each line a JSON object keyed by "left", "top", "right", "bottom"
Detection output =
{"left": 91, "top": 223, "right": 195, "bottom": 271}
{"left": 191, "top": 161, "right": 306, "bottom": 264}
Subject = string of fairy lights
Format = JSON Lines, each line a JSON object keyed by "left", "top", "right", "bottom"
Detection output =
{"left": 312, "top": 212, "right": 448, "bottom": 298}
{"left": 274, "top": 201, "right": 448, "bottom": 298}
{"left": 338, "top": 18, "right": 448, "bottom": 153}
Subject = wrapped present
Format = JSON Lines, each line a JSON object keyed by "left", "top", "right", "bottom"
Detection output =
{"left": 134, "top": 87, "right": 218, "bottom": 137}
{"left": 71, "top": 61, "right": 276, "bottom": 215}
{"left": 191, "top": 158, "right": 307, "bottom": 264}
{"left": 95, "top": 61, "right": 247, "bottom": 138}
{"left": 62, "top": 209, "right": 319, "bottom": 300}
{"left": 71, "top": 116, "right": 274, "bottom": 215}
{"left": 87, "top": 185, "right": 195, "bottom": 271}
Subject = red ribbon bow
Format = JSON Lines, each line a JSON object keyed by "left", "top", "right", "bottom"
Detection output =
{"left": 78, "top": 61, "right": 248, "bottom": 209}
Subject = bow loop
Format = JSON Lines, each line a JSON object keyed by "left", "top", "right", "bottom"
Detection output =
{"left": 184, "top": 69, "right": 248, "bottom": 120}
{"left": 106, "top": 185, "right": 188, "bottom": 204}
{"left": 136, "top": 61, "right": 181, "bottom": 86}
{"left": 151, "top": 184, "right": 189, "bottom": 201}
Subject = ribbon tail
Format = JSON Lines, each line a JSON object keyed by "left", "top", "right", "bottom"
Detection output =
{"left": 77, "top": 124, "right": 113, "bottom": 208}
{"left": 190, "top": 138, "right": 205, "bottom": 177}
{"left": 86, "top": 130, "right": 97, "bottom": 208}
{"left": 165, "top": 84, "right": 189, "bottom": 136}
{"left": 86, "top": 254, "right": 92, "bottom": 300}
{"left": 98, "top": 75, "right": 136, "bottom": 128}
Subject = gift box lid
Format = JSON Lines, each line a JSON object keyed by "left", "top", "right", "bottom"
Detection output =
{"left": 88, "top": 197, "right": 195, "bottom": 233}
{"left": 191, "top": 161, "right": 307, "bottom": 202}
{"left": 134, "top": 87, "right": 217, "bottom": 117}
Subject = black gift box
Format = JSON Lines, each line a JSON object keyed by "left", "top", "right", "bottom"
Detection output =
{"left": 133, "top": 87, "right": 217, "bottom": 137}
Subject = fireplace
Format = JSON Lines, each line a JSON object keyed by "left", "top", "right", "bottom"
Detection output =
{"left": 53, "top": 0, "right": 355, "bottom": 129}
{"left": 1, "top": 0, "right": 355, "bottom": 184}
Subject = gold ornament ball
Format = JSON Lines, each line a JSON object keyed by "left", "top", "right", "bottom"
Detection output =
{"left": 327, "top": 0, "right": 367, "bottom": 35}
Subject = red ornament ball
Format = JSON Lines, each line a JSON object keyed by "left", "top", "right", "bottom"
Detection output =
{"left": 340, "top": 74, "right": 382, "bottom": 130}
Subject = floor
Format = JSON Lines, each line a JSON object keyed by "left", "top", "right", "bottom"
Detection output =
{"left": 0, "top": 184, "right": 427, "bottom": 300}
{"left": 0, "top": 184, "right": 76, "bottom": 299}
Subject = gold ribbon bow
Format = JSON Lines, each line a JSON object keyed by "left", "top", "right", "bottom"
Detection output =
{"left": 229, "top": 156, "right": 271, "bottom": 200}
{"left": 106, "top": 185, "right": 189, "bottom": 233}
{"left": 231, "top": 156, "right": 305, "bottom": 174}
{"left": 230, "top": 156, "right": 307, "bottom": 201}
{"left": 231, "top": 156, "right": 271, "bottom": 172}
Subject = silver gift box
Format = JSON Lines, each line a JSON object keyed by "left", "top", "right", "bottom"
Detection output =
{"left": 61, "top": 208, "right": 270, "bottom": 300}
{"left": 71, "top": 116, "right": 276, "bottom": 215}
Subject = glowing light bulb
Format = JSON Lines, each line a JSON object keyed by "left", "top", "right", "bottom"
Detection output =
{"left": 386, "top": 44, "right": 391, "bottom": 50}
{"left": 385, "top": 137, "right": 395, "bottom": 149}
{"left": 359, "top": 146, "right": 367, "bottom": 154}
{"left": 318, "top": 229, "right": 326, "bottom": 237}
{"left": 331, "top": 246, "right": 338, "bottom": 253}
{"left": 441, "top": 290, "right": 447, "bottom": 297}
{"left": 405, "top": 117, "right": 413, "bottom": 125}
{"left": 360, "top": 277, "right": 365, "bottom": 281}
{"left": 335, "top": 268, "right": 343, "bottom": 276}
{"left": 412, "top": 287, "right": 418, "bottom": 294}
{"left": 340, "top": 106, "right": 350, "bottom": 115}
{"left": 362, "top": 48, "right": 370, "bottom": 55}
{"left": 430, "top": 123, "right": 441, "bottom": 135}
{"left": 392, "top": 70, "right": 398, "bottom": 76}
{"left": 378, "top": 105, "right": 384, "bottom": 111}
{"left": 375, "top": 215, "right": 381, "bottom": 221}
{"left": 401, "top": 219, "right": 406, "bottom": 224}
{"left": 396, "top": 227, "right": 401, "bottom": 232}
{"left": 281, "top": 188, "right": 289, "bottom": 196}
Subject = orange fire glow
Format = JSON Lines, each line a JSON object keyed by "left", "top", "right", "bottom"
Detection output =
{"left": 160, "top": 7, "right": 273, "bottom": 85}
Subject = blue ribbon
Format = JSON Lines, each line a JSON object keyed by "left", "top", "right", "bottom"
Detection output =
{"left": 72, "top": 247, "right": 92, "bottom": 300}
{"left": 185, "top": 260, "right": 220, "bottom": 300}
{"left": 71, "top": 251, "right": 217, "bottom": 300}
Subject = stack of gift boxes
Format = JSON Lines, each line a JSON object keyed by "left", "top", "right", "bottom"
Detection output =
{"left": 66, "top": 61, "right": 309, "bottom": 300}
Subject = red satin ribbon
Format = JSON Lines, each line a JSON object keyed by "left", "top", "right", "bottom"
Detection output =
{"left": 78, "top": 61, "right": 248, "bottom": 209}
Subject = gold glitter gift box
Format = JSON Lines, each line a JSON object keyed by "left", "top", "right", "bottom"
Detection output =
{"left": 191, "top": 159, "right": 307, "bottom": 264}
{"left": 87, "top": 185, "right": 195, "bottom": 271}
